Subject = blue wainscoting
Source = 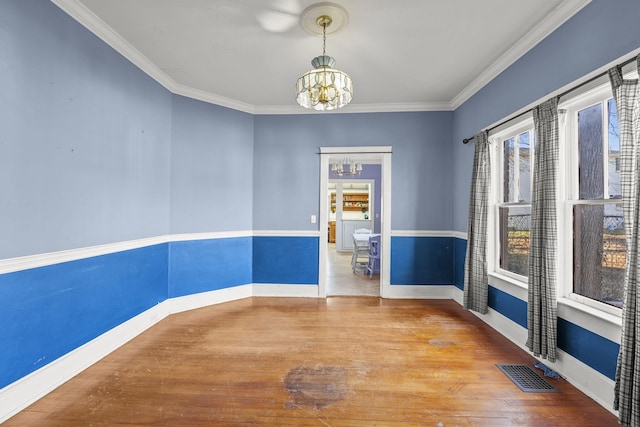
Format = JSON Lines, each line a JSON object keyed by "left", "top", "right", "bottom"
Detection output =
{"left": 168, "top": 237, "right": 253, "bottom": 297}
{"left": 390, "top": 236, "right": 454, "bottom": 285}
{"left": 0, "top": 244, "right": 168, "bottom": 389}
{"left": 486, "top": 284, "right": 619, "bottom": 380}
{"left": 253, "top": 236, "right": 318, "bottom": 284}
{"left": 454, "top": 237, "right": 466, "bottom": 290}
{"left": 557, "top": 318, "right": 619, "bottom": 380}
{"left": 488, "top": 285, "right": 528, "bottom": 328}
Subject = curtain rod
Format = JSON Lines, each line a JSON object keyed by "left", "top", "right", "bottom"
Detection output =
{"left": 462, "top": 54, "right": 638, "bottom": 144}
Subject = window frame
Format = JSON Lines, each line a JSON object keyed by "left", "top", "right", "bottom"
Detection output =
{"left": 489, "top": 119, "right": 536, "bottom": 285}
{"left": 559, "top": 82, "right": 624, "bottom": 317}
{"left": 487, "top": 68, "right": 636, "bottom": 317}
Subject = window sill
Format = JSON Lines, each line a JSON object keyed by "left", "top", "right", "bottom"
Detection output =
{"left": 488, "top": 272, "right": 621, "bottom": 342}
{"left": 558, "top": 298, "right": 622, "bottom": 327}
{"left": 488, "top": 271, "right": 528, "bottom": 301}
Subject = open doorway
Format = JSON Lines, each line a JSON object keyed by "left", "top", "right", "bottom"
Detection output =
{"left": 318, "top": 147, "right": 392, "bottom": 298}
{"left": 327, "top": 180, "right": 379, "bottom": 296}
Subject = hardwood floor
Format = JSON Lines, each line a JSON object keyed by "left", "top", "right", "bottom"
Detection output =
{"left": 5, "top": 297, "right": 616, "bottom": 426}
{"left": 326, "top": 243, "right": 380, "bottom": 297}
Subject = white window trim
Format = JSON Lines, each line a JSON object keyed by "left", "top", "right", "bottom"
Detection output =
{"left": 558, "top": 82, "right": 624, "bottom": 317}
{"left": 486, "top": 66, "right": 637, "bottom": 318}
{"left": 489, "top": 119, "right": 535, "bottom": 286}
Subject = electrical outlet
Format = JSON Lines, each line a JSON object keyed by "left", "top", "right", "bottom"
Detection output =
{"left": 310, "top": 214, "right": 317, "bottom": 224}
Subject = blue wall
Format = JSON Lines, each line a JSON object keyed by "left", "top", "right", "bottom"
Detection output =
{"left": 3, "top": 0, "right": 635, "bottom": 398}
{"left": 253, "top": 112, "right": 454, "bottom": 231}
{"left": 169, "top": 238, "right": 253, "bottom": 297}
{"left": 453, "top": 238, "right": 466, "bottom": 290}
{"left": 0, "top": 0, "right": 287, "bottom": 392}
{"left": 170, "top": 96, "right": 254, "bottom": 233}
{"left": 253, "top": 236, "right": 319, "bottom": 285}
{"left": 557, "top": 318, "right": 619, "bottom": 380}
{"left": 450, "top": 0, "right": 640, "bottom": 387}
{"left": 453, "top": 0, "right": 640, "bottom": 232}
{"left": 487, "top": 285, "right": 619, "bottom": 380}
{"left": 0, "top": 0, "right": 172, "bottom": 259}
{"left": 0, "top": 244, "right": 168, "bottom": 389}
{"left": 390, "top": 236, "right": 454, "bottom": 285}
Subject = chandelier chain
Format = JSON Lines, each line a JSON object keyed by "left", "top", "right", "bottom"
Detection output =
{"left": 322, "top": 21, "right": 326, "bottom": 57}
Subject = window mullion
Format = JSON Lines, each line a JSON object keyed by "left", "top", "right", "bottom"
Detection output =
{"left": 514, "top": 136, "right": 520, "bottom": 202}
{"left": 602, "top": 100, "right": 610, "bottom": 199}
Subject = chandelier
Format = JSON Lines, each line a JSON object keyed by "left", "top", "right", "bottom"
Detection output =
{"left": 331, "top": 158, "right": 362, "bottom": 177}
{"left": 296, "top": 14, "right": 353, "bottom": 111}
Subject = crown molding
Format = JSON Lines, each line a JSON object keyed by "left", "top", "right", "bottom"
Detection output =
{"left": 52, "top": 0, "right": 175, "bottom": 92}
{"left": 450, "top": 0, "right": 592, "bottom": 109}
{"left": 51, "top": 0, "right": 258, "bottom": 114}
{"left": 171, "top": 82, "right": 256, "bottom": 114}
{"left": 52, "top": 0, "right": 590, "bottom": 115}
{"left": 252, "top": 101, "right": 454, "bottom": 115}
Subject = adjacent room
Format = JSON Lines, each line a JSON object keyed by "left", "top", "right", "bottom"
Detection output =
{"left": 2, "top": 0, "right": 640, "bottom": 425}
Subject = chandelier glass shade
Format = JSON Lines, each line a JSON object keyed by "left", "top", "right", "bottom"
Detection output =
{"left": 296, "top": 15, "right": 353, "bottom": 111}
{"left": 331, "top": 158, "right": 362, "bottom": 177}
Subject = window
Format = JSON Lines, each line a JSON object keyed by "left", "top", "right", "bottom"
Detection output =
{"left": 488, "top": 70, "right": 635, "bottom": 314}
{"left": 492, "top": 123, "right": 535, "bottom": 279}
{"left": 563, "top": 88, "right": 626, "bottom": 310}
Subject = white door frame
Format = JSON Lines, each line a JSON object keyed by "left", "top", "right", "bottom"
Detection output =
{"left": 318, "top": 146, "right": 392, "bottom": 298}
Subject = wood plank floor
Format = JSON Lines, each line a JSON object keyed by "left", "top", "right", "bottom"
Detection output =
{"left": 5, "top": 297, "right": 617, "bottom": 426}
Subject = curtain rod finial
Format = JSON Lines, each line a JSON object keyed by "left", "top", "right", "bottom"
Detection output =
{"left": 463, "top": 137, "right": 473, "bottom": 144}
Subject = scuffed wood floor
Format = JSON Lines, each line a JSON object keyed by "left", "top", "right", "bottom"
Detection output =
{"left": 5, "top": 297, "right": 617, "bottom": 426}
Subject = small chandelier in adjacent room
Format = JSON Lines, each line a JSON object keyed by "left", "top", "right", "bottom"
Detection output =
{"left": 331, "top": 158, "right": 362, "bottom": 177}
{"left": 296, "top": 14, "right": 353, "bottom": 111}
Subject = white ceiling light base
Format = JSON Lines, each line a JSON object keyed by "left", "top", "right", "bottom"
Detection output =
{"left": 300, "top": 2, "right": 348, "bottom": 35}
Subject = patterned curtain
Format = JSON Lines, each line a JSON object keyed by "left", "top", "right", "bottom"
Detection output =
{"left": 609, "top": 56, "right": 640, "bottom": 427}
{"left": 464, "top": 130, "right": 490, "bottom": 314}
{"left": 526, "top": 98, "right": 559, "bottom": 362}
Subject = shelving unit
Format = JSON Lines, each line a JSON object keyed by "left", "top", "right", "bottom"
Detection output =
{"left": 331, "top": 192, "right": 369, "bottom": 212}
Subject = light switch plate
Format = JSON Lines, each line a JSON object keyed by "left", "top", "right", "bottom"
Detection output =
{"left": 310, "top": 214, "right": 317, "bottom": 224}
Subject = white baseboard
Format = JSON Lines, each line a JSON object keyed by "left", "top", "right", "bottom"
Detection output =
{"left": 1, "top": 282, "right": 617, "bottom": 423}
{"left": 450, "top": 292, "right": 617, "bottom": 416}
{"left": 0, "top": 282, "right": 323, "bottom": 423}
{"left": 168, "top": 285, "right": 253, "bottom": 314}
{"left": 554, "top": 349, "right": 616, "bottom": 415}
{"left": 0, "top": 302, "right": 170, "bottom": 424}
{"left": 452, "top": 286, "right": 464, "bottom": 305}
{"left": 385, "top": 284, "right": 454, "bottom": 299}
{"left": 252, "top": 283, "right": 319, "bottom": 298}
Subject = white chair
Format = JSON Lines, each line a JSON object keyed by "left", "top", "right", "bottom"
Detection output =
{"left": 351, "top": 233, "right": 370, "bottom": 273}
{"left": 366, "top": 235, "right": 381, "bottom": 279}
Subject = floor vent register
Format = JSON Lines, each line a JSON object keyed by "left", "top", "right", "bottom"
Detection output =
{"left": 496, "top": 363, "right": 559, "bottom": 393}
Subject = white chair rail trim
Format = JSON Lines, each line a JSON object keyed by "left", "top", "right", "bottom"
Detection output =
{"left": 391, "top": 230, "right": 467, "bottom": 238}
{"left": 1, "top": 230, "right": 464, "bottom": 275}
{"left": 0, "top": 230, "right": 322, "bottom": 274}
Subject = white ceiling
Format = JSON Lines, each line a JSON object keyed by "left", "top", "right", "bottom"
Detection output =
{"left": 53, "top": 0, "right": 591, "bottom": 114}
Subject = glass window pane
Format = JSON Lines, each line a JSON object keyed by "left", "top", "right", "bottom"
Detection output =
{"left": 518, "top": 131, "right": 532, "bottom": 202}
{"left": 573, "top": 204, "right": 625, "bottom": 307}
{"left": 608, "top": 98, "right": 621, "bottom": 198}
{"left": 499, "top": 206, "right": 530, "bottom": 276}
{"left": 578, "top": 103, "right": 604, "bottom": 200}
{"left": 503, "top": 138, "right": 515, "bottom": 202}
